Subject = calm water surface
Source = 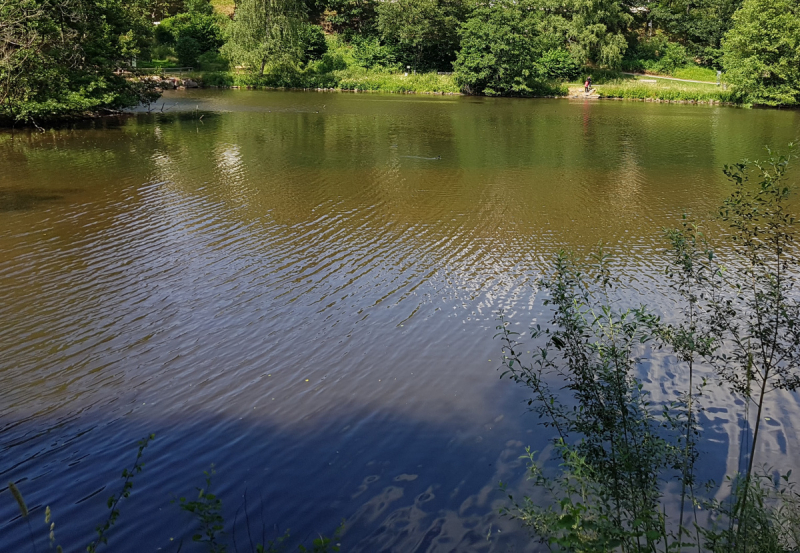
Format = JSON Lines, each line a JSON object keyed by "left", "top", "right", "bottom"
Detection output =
{"left": 2, "top": 91, "right": 800, "bottom": 551}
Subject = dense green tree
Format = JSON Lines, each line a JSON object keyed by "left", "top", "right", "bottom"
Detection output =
{"left": 649, "top": 0, "right": 743, "bottom": 66}
{"left": 453, "top": 0, "right": 627, "bottom": 95}
{"left": 1, "top": 0, "right": 159, "bottom": 124}
{"left": 319, "top": 0, "right": 377, "bottom": 38}
{"left": 375, "top": 0, "right": 471, "bottom": 72}
{"left": 298, "top": 23, "right": 328, "bottom": 62}
{"left": 722, "top": 0, "right": 800, "bottom": 106}
{"left": 453, "top": 0, "right": 548, "bottom": 95}
{"left": 176, "top": 35, "right": 202, "bottom": 65}
{"left": 155, "top": 0, "right": 226, "bottom": 54}
{"left": 557, "top": 0, "right": 632, "bottom": 68}
{"left": 221, "top": 0, "right": 306, "bottom": 74}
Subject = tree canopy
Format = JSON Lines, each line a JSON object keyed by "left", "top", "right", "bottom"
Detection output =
{"left": 722, "top": 0, "right": 800, "bottom": 106}
{"left": 1, "top": 0, "right": 158, "bottom": 124}
{"left": 222, "top": 0, "right": 307, "bottom": 74}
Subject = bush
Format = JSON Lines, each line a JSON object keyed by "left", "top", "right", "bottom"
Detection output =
{"left": 350, "top": 36, "right": 399, "bottom": 70}
{"left": 622, "top": 36, "right": 693, "bottom": 76}
{"left": 155, "top": 12, "right": 225, "bottom": 53}
{"left": 658, "top": 42, "right": 691, "bottom": 74}
{"left": 536, "top": 49, "right": 581, "bottom": 81}
{"left": 151, "top": 44, "right": 176, "bottom": 61}
{"left": 197, "top": 50, "right": 229, "bottom": 70}
{"left": 176, "top": 36, "right": 202, "bottom": 66}
{"left": 497, "top": 148, "right": 800, "bottom": 552}
{"left": 300, "top": 24, "right": 329, "bottom": 63}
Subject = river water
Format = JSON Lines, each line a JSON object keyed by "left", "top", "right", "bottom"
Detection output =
{"left": 1, "top": 91, "right": 799, "bottom": 552}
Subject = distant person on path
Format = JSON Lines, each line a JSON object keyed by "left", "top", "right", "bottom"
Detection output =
{"left": 588, "top": 76, "right": 592, "bottom": 88}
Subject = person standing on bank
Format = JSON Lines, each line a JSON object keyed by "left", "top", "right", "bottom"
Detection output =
{"left": 584, "top": 78, "right": 590, "bottom": 93}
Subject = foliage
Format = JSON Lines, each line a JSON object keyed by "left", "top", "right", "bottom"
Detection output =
{"left": 452, "top": 0, "right": 549, "bottom": 96}
{"left": 177, "top": 36, "right": 203, "bottom": 66}
{"left": 595, "top": 80, "right": 739, "bottom": 103}
{"left": 375, "top": 0, "right": 470, "bottom": 72}
{"left": 0, "top": 0, "right": 160, "bottom": 125}
{"left": 537, "top": 49, "right": 581, "bottom": 82}
{"left": 497, "top": 249, "right": 678, "bottom": 551}
{"left": 700, "top": 470, "right": 800, "bottom": 553}
{"left": 348, "top": 36, "right": 398, "bottom": 69}
{"left": 299, "top": 23, "right": 328, "bottom": 63}
{"left": 559, "top": 0, "right": 632, "bottom": 69}
{"left": 722, "top": 0, "right": 800, "bottom": 106}
{"left": 622, "top": 36, "right": 695, "bottom": 76}
{"left": 222, "top": 0, "right": 307, "bottom": 75}
{"left": 155, "top": 10, "right": 226, "bottom": 54}
{"left": 319, "top": 0, "right": 377, "bottom": 38}
{"left": 710, "top": 149, "right": 800, "bottom": 495}
{"left": 87, "top": 434, "right": 155, "bottom": 553}
{"left": 497, "top": 148, "right": 800, "bottom": 551}
{"left": 178, "top": 467, "right": 227, "bottom": 553}
{"left": 453, "top": 0, "right": 631, "bottom": 96}
{"left": 649, "top": 0, "right": 743, "bottom": 66}
{"left": 179, "top": 467, "right": 342, "bottom": 553}
{"left": 198, "top": 64, "right": 460, "bottom": 93}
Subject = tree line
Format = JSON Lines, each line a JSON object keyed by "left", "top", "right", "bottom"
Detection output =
{"left": 1, "top": 0, "right": 799, "bottom": 124}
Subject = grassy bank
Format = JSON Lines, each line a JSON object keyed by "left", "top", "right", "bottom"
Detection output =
{"left": 185, "top": 68, "right": 461, "bottom": 94}
{"left": 593, "top": 79, "right": 740, "bottom": 104}
{"left": 153, "top": 67, "right": 742, "bottom": 104}
{"left": 561, "top": 71, "right": 739, "bottom": 104}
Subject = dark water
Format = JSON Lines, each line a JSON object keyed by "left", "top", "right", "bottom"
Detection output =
{"left": 1, "top": 91, "right": 799, "bottom": 552}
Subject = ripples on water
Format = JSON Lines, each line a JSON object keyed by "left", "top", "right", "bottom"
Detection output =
{"left": 1, "top": 91, "right": 800, "bottom": 551}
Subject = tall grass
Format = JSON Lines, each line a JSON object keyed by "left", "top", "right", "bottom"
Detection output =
{"left": 596, "top": 81, "right": 740, "bottom": 103}
{"left": 195, "top": 68, "right": 459, "bottom": 93}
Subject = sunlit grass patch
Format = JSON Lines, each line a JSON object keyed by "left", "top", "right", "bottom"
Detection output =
{"left": 210, "top": 0, "right": 235, "bottom": 17}
{"left": 596, "top": 79, "right": 740, "bottom": 103}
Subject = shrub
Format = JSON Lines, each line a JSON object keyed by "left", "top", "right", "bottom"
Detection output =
{"left": 497, "top": 147, "right": 800, "bottom": 551}
{"left": 300, "top": 25, "right": 329, "bottom": 63}
{"left": 176, "top": 36, "right": 203, "bottom": 67}
{"left": 536, "top": 49, "right": 581, "bottom": 81}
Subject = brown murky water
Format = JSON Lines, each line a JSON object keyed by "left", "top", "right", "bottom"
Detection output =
{"left": 1, "top": 91, "right": 799, "bottom": 551}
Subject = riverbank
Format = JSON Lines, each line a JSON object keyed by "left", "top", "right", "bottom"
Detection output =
{"left": 151, "top": 69, "right": 743, "bottom": 105}
{"left": 184, "top": 69, "right": 462, "bottom": 94}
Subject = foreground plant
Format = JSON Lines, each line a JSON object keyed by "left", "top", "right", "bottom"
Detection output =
{"left": 498, "top": 146, "right": 800, "bottom": 552}
{"left": 178, "top": 467, "right": 343, "bottom": 553}
{"left": 497, "top": 249, "right": 676, "bottom": 552}
{"left": 6, "top": 434, "right": 154, "bottom": 553}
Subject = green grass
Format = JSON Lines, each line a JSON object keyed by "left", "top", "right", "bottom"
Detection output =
{"left": 139, "top": 59, "right": 178, "bottom": 69}
{"left": 195, "top": 67, "right": 460, "bottom": 94}
{"left": 595, "top": 79, "right": 740, "bottom": 103}
{"left": 168, "top": 63, "right": 742, "bottom": 104}
{"left": 335, "top": 70, "right": 459, "bottom": 93}
{"left": 671, "top": 65, "right": 719, "bottom": 82}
